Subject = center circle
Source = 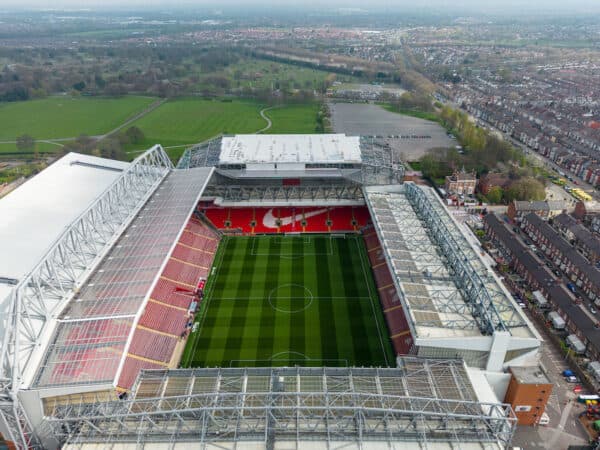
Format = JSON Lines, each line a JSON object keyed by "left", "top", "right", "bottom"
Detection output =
{"left": 268, "top": 283, "right": 313, "bottom": 313}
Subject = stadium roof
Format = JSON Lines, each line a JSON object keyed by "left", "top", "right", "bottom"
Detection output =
{"left": 0, "top": 153, "right": 128, "bottom": 302}
{"left": 364, "top": 184, "right": 540, "bottom": 369}
{"left": 30, "top": 167, "right": 214, "bottom": 389}
{"left": 219, "top": 134, "right": 362, "bottom": 165}
{"left": 48, "top": 359, "right": 516, "bottom": 449}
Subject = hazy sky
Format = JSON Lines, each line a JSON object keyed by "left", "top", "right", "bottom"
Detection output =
{"left": 1, "top": 0, "right": 600, "bottom": 14}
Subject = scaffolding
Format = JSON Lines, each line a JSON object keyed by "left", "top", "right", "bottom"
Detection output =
{"left": 403, "top": 183, "right": 529, "bottom": 334}
{"left": 177, "top": 135, "right": 405, "bottom": 187}
{"left": 46, "top": 359, "right": 516, "bottom": 449}
{"left": 204, "top": 183, "right": 364, "bottom": 203}
{"left": 0, "top": 146, "right": 173, "bottom": 450}
{"left": 177, "top": 137, "right": 223, "bottom": 169}
{"left": 364, "top": 184, "right": 532, "bottom": 341}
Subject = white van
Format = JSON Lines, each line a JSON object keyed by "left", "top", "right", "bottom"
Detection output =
{"left": 538, "top": 412, "right": 550, "bottom": 425}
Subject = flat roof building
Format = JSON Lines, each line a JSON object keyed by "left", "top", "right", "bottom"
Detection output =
{"left": 219, "top": 134, "right": 362, "bottom": 165}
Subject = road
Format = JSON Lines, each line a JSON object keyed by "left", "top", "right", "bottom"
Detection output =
{"left": 256, "top": 106, "right": 276, "bottom": 134}
{"left": 483, "top": 225, "right": 591, "bottom": 448}
{"left": 446, "top": 100, "right": 598, "bottom": 201}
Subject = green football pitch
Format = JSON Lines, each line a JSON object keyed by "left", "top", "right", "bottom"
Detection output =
{"left": 181, "top": 234, "right": 394, "bottom": 368}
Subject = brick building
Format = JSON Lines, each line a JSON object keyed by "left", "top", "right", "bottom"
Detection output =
{"left": 504, "top": 366, "right": 552, "bottom": 426}
{"left": 444, "top": 168, "right": 476, "bottom": 195}
{"left": 507, "top": 200, "right": 566, "bottom": 221}
{"left": 484, "top": 213, "right": 600, "bottom": 361}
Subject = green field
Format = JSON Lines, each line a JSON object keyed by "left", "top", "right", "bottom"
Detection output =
{"left": 0, "top": 96, "right": 154, "bottom": 141}
{"left": 129, "top": 98, "right": 266, "bottom": 148}
{"left": 263, "top": 103, "right": 320, "bottom": 134}
{"left": 126, "top": 98, "right": 322, "bottom": 161}
{"left": 182, "top": 234, "right": 394, "bottom": 368}
{"left": 199, "top": 58, "right": 349, "bottom": 91}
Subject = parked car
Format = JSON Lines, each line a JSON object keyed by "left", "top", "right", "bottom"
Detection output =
{"left": 566, "top": 375, "right": 580, "bottom": 383}
{"left": 554, "top": 269, "right": 562, "bottom": 277}
{"left": 590, "top": 305, "right": 597, "bottom": 315}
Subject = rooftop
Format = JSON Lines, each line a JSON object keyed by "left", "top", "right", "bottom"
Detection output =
{"left": 0, "top": 153, "right": 128, "bottom": 299}
{"left": 484, "top": 213, "right": 600, "bottom": 357}
{"left": 513, "top": 200, "right": 566, "bottom": 212}
{"left": 365, "top": 184, "right": 536, "bottom": 342}
{"left": 524, "top": 212, "right": 600, "bottom": 287}
{"left": 48, "top": 359, "right": 516, "bottom": 449}
{"left": 219, "top": 134, "right": 362, "bottom": 165}
{"left": 510, "top": 366, "right": 551, "bottom": 385}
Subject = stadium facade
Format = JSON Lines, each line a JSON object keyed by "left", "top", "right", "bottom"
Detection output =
{"left": 0, "top": 135, "right": 539, "bottom": 449}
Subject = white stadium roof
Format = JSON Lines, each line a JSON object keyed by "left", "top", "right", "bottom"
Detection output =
{"left": 219, "top": 134, "right": 362, "bottom": 165}
{"left": 0, "top": 153, "right": 128, "bottom": 303}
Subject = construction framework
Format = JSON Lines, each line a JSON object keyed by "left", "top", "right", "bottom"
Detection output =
{"left": 404, "top": 183, "right": 526, "bottom": 334}
{"left": 178, "top": 135, "right": 405, "bottom": 187}
{"left": 46, "top": 359, "right": 516, "bottom": 449}
{"left": 0, "top": 146, "right": 173, "bottom": 450}
{"left": 204, "top": 183, "right": 364, "bottom": 203}
{"left": 364, "top": 184, "right": 539, "bottom": 370}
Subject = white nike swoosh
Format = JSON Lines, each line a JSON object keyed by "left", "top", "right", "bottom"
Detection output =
{"left": 262, "top": 208, "right": 330, "bottom": 228}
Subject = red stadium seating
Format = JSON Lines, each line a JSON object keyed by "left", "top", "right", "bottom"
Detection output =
{"left": 139, "top": 301, "right": 190, "bottom": 337}
{"left": 117, "top": 215, "right": 221, "bottom": 389}
{"left": 163, "top": 259, "right": 205, "bottom": 287}
{"left": 363, "top": 231, "right": 381, "bottom": 252}
{"left": 128, "top": 328, "right": 178, "bottom": 364}
{"left": 352, "top": 206, "right": 372, "bottom": 229}
{"left": 362, "top": 231, "right": 413, "bottom": 357}
{"left": 118, "top": 356, "right": 165, "bottom": 390}
{"left": 204, "top": 206, "right": 372, "bottom": 234}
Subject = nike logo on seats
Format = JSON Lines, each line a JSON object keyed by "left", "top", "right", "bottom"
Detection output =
{"left": 262, "top": 208, "right": 329, "bottom": 228}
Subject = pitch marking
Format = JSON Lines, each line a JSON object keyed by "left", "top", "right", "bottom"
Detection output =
{"left": 268, "top": 283, "right": 314, "bottom": 313}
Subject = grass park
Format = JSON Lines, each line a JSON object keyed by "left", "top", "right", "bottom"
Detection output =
{"left": 181, "top": 234, "right": 394, "bottom": 368}
{"left": 0, "top": 96, "right": 322, "bottom": 162}
{"left": 0, "top": 95, "right": 155, "bottom": 144}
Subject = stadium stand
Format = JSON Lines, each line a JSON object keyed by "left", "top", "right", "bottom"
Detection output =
{"left": 138, "top": 301, "right": 189, "bottom": 336}
{"left": 117, "top": 216, "right": 221, "bottom": 390}
{"left": 204, "top": 206, "right": 371, "bottom": 234}
{"left": 118, "top": 357, "right": 165, "bottom": 392}
{"left": 128, "top": 328, "right": 178, "bottom": 364}
{"left": 362, "top": 229, "right": 414, "bottom": 355}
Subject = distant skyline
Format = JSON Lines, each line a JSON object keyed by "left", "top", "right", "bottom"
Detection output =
{"left": 2, "top": 0, "right": 600, "bottom": 14}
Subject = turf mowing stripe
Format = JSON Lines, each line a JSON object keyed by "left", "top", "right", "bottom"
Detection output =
{"left": 221, "top": 238, "right": 254, "bottom": 366}
{"left": 288, "top": 234, "right": 306, "bottom": 359}
{"left": 255, "top": 237, "right": 279, "bottom": 364}
{"left": 336, "top": 237, "right": 371, "bottom": 365}
{"left": 354, "top": 236, "right": 395, "bottom": 366}
{"left": 348, "top": 237, "right": 384, "bottom": 365}
{"left": 315, "top": 237, "right": 338, "bottom": 363}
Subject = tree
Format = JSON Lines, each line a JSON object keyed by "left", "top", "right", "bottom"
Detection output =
{"left": 124, "top": 126, "right": 145, "bottom": 144}
{"left": 72, "top": 81, "right": 86, "bottom": 92}
{"left": 486, "top": 186, "right": 503, "bottom": 204}
{"left": 505, "top": 177, "right": 546, "bottom": 201}
{"left": 98, "top": 138, "right": 124, "bottom": 161}
{"left": 16, "top": 134, "right": 35, "bottom": 152}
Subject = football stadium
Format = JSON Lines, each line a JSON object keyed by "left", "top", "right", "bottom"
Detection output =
{"left": 0, "top": 134, "right": 541, "bottom": 449}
